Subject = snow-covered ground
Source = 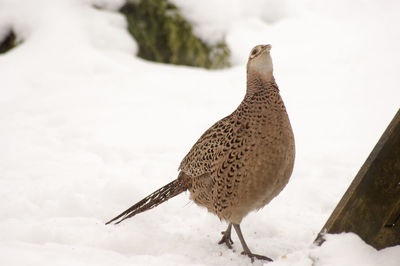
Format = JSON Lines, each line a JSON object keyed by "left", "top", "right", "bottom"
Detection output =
{"left": 0, "top": 0, "right": 399, "bottom": 265}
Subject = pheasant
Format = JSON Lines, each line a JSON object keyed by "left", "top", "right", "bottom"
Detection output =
{"left": 106, "top": 44, "right": 295, "bottom": 262}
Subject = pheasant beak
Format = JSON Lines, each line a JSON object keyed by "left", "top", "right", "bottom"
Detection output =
{"left": 261, "top": 44, "right": 272, "bottom": 53}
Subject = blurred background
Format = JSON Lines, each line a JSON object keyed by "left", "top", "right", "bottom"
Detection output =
{"left": 0, "top": 0, "right": 399, "bottom": 265}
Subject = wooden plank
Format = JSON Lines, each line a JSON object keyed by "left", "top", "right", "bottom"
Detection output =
{"left": 315, "top": 108, "right": 400, "bottom": 250}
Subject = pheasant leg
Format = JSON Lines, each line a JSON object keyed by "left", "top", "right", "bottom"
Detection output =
{"left": 233, "top": 224, "right": 273, "bottom": 262}
{"left": 218, "top": 223, "right": 234, "bottom": 249}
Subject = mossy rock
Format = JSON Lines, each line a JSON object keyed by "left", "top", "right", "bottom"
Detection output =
{"left": 120, "top": 0, "right": 230, "bottom": 69}
{"left": 0, "top": 30, "right": 17, "bottom": 54}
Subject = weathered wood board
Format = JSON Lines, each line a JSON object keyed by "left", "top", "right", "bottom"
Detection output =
{"left": 315, "top": 109, "right": 400, "bottom": 250}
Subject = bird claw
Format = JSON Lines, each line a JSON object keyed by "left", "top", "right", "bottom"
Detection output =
{"left": 218, "top": 231, "right": 234, "bottom": 249}
{"left": 241, "top": 251, "right": 273, "bottom": 263}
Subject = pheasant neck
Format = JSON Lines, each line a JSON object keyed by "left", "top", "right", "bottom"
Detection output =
{"left": 246, "top": 72, "right": 278, "bottom": 96}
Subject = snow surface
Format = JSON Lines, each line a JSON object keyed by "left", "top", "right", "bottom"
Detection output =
{"left": 1, "top": 0, "right": 399, "bottom": 265}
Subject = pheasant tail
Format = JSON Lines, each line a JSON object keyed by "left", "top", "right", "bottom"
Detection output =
{"left": 106, "top": 173, "right": 191, "bottom": 225}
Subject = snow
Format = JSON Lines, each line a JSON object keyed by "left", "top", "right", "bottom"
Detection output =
{"left": 0, "top": 0, "right": 399, "bottom": 265}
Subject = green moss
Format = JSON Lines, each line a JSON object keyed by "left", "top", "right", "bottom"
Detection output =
{"left": 0, "top": 30, "right": 17, "bottom": 54}
{"left": 120, "top": 0, "right": 230, "bottom": 69}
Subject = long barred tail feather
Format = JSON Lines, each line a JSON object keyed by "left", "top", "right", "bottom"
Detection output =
{"left": 106, "top": 174, "right": 191, "bottom": 225}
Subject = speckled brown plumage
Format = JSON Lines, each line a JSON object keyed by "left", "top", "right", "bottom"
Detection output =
{"left": 181, "top": 73, "right": 294, "bottom": 224}
{"left": 107, "top": 44, "right": 295, "bottom": 262}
